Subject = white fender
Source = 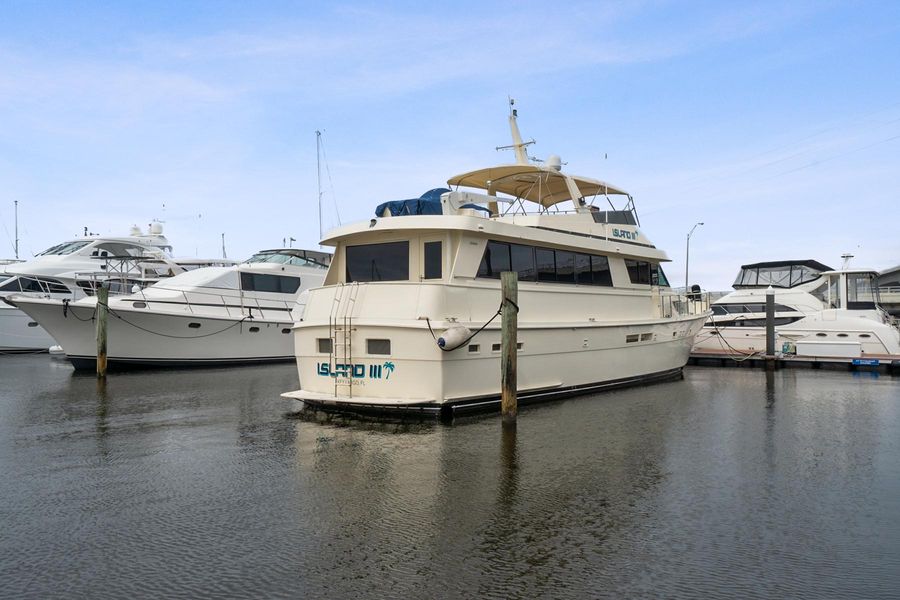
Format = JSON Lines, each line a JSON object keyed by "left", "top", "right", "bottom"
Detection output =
{"left": 437, "top": 325, "right": 472, "bottom": 350}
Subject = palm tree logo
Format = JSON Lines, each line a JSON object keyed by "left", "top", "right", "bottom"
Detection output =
{"left": 383, "top": 362, "right": 395, "bottom": 379}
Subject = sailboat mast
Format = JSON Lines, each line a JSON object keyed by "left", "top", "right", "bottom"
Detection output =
{"left": 316, "top": 130, "right": 323, "bottom": 243}
{"left": 14, "top": 200, "right": 18, "bottom": 260}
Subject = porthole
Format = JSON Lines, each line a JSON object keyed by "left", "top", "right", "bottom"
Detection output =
{"left": 132, "top": 301, "right": 147, "bottom": 308}
{"left": 27, "top": 322, "right": 39, "bottom": 327}
{"left": 640, "top": 333, "right": 653, "bottom": 341}
{"left": 859, "top": 334, "right": 871, "bottom": 338}
{"left": 367, "top": 339, "right": 391, "bottom": 355}
{"left": 836, "top": 333, "right": 848, "bottom": 338}
{"left": 188, "top": 322, "right": 201, "bottom": 329}
{"left": 815, "top": 333, "right": 827, "bottom": 337}
{"left": 492, "top": 343, "right": 501, "bottom": 352}
{"left": 249, "top": 326, "right": 260, "bottom": 333}
{"left": 626, "top": 334, "right": 639, "bottom": 343}
{"left": 468, "top": 344, "right": 480, "bottom": 353}
{"left": 516, "top": 342, "right": 524, "bottom": 350}
{"left": 281, "top": 328, "right": 291, "bottom": 334}
{"left": 317, "top": 338, "right": 332, "bottom": 353}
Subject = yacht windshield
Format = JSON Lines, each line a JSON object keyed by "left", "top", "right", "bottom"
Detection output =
{"left": 847, "top": 273, "right": 878, "bottom": 309}
{"left": 246, "top": 250, "right": 330, "bottom": 269}
{"left": 37, "top": 240, "right": 92, "bottom": 256}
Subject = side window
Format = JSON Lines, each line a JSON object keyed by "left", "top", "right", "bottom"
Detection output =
{"left": 535, "top": 248, "right": 556, "bottom": 282}
{"left": 591, "top": 256, "right": 613, "bottom": 286}
{"left": 556, "top": 251, "right": 575, "bottom": 284}
{"left": 625, "top": 259, "right": 651, "bottom": 285}
{"left": 424, "top": 241, "right": 442, "bottom": 279}
{"left": 575, "top": 254, "right": 592, "bottom": 285}
{"left": 651, "top": 264, "right": 670, "bottom": 287}
{"left": 240, "top": 273, "right": 302, "bottom": 293}
{"left": 510, "top": 244, "right": 536, "bottom": 282}
{"left": 477, "top": 241, "right": 511, "bottom": 279}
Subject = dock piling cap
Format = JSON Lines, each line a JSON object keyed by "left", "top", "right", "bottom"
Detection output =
{"left": 766, "top": 285, "right": 775, "bottom": 295}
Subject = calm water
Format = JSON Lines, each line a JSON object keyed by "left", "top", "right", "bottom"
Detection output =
{"left": 1, "top": 354, "right": 898, "bottom": 599}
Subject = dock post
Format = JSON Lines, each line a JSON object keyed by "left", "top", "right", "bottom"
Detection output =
{"left": 96, "top": 282, "right": 109, "bottom": 378}
{"left": 500, "top": 271, "right": 518, "bottom": 425}
{"left": 765, "top": 285, "right": 776, "bottom": 371}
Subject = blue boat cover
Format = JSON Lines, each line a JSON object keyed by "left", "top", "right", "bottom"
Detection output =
{"left": 375, "top": 188, "right": 451, "bottom": 217}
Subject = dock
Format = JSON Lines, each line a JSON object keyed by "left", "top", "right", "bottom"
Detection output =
{"left": 689, "top": 348, "right": 900, "bottom": 375}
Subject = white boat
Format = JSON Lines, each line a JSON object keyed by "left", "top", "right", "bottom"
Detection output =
{"left": 0, "top": 223, "right": 186, "bottom": 352}
{"left": 9, "top": 248, "right": 331, "bottom": 368}
{"left": 282, "top": 104, "right": 710, "bottom": 417}
{"left": 692, "top": 259, "right": 900, "bottom": 357}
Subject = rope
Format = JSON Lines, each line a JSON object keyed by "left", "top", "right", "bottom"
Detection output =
{"left": 105, "top": 306, "right": 251, "bottom": 339}
{"left": 425, "top": 297, "right": 517, "bottom": 352}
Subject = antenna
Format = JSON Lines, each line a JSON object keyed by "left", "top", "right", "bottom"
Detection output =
{"left": 14, "top": 200, "right": 18, "bottom": 260}
{"left": 841, "top": 253, "right": 854, "bottom": 269}
{"left": 316, "top": 130, "right": 323, "bottom": 243}
{"left": 495, "top": 98, "right": 535, "bottom": 164}
{"left": 221, "top": 233, "right": 227, "bottom": 259}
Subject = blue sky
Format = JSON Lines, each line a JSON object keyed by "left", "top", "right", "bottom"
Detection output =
{"left": 1, "top": 1, "right": 898, "bottom": 289}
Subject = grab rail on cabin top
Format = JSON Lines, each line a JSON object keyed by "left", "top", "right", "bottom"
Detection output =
{"left": 121, "top": 285, "right": 300, "bottom": 321}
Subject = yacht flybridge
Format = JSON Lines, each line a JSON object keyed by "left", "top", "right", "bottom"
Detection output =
{"left": 0, "top": 222, "right": 197, "bottom": 352}
{"left": 692, "top": 259, "right": 900, "bottom": 357}
{"left": 282, "top": 104, "right": 711, "bottom": 416}
{"left": 9, "top": 248, "right": 330, "bottom": 368}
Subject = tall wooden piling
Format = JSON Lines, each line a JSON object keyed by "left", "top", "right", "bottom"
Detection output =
{"left": 500, "top": 271, "right": 518, "bottom": 425}
{"left": 765, "top": 285, "right": 776, "bottom": 371}
{"left": 96, "top": 282, "right": 109, "bottom": 378}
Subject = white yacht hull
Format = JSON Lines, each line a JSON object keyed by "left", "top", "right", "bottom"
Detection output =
{"left": 284, "top": 315, "right": 706, "bottom": 415}
{"left": 693, "top": 311, "right": 900, "bottom": 357}
{"left": 10, "top": 297, "right": 296, "bottom": 369}
{"left": 0, "top": 304, "right": 55, "bottom": 352}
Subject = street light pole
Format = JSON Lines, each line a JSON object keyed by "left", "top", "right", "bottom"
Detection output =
{"left": 685, "top": 222, "right": 704, "bottom": 293}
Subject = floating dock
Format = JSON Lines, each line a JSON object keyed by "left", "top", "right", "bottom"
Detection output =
{"left": 689, "top": 348, "right": 900, "bottom": 375}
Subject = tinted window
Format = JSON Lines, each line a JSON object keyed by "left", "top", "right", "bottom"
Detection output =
{"left": 346, "top": 241, "right": 409, "bottom": 282}
{"left": 240, "top": 272, "right": 302, "bottom": 293}
{"left": 535, "top": 248, "right": 556, "bottom": 282}
{"left": 510, "top": 244, "right": 536, "bottom": 282}
{"left": 591, "top": 256, "right": 613, "bottom": 286}
{"left": 575, "top": 254, "right": 592, "bottom": 285}
{"left": 424, "top": 241, "right": 442, "bottom": 279}
{"left": 556, "top": 251, "right": 575, "bottom": 284}
{"left": 0, "top": 278, "right": 20, "bottom": 292}
{"left": 651, "top": 264, "right": 670, "bottom": 287}
{"left": 625, "top": 260, "right": 651, "bottom": 285}
{"left": 477, "top": 241, "right": 510, "bottom": 279}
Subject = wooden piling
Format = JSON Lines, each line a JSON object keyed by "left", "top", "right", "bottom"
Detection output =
{"left": 96, "top": 282, "right": 109, "bottom": 378}
{"left": 765, "top": 285, "right": 776, "bottom": 371}
{"left": 500, "top": 271, "right": 518, "bottom": 425}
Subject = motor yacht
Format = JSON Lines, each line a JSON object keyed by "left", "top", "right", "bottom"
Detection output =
{"left": 692, "top": 259, "right": 900, "bottom": 357}
{"left": 282, "top": 105, "right": 711, "bottom": 417}
{"left": 9, "top": 248, "right": 331, "bottom": 368}
{"left": 0, "top": 223, "right": 186, "bottom": 352}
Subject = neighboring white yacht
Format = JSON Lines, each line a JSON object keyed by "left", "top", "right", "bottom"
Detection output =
{"left": 282, "top": 105, "right": 710, "bottom": 417}
{"left": 9, "top": 248, "right": 331, "bottom": 368}
{"left": 692, "top": 259, "right": 900, "bottom": 357}
{"left": 0, "top": 223, "right": 183, "bottom": 352}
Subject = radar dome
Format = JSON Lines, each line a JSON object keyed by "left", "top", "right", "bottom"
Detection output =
{"left": 546, "top": 155, "right": 562, "bottom": 171}
{"left": 149, "top": 222, "right": 164, "bottom": 235}
{"left": 129, "top": 225, "right": 142, "bottom": 236}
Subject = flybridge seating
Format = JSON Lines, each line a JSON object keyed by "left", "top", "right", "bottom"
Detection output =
{"left": 732, "top": 260, "right": 834, "bottom": 289}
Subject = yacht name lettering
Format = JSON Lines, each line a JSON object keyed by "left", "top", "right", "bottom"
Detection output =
{"left": 317, "top": 362, "right": 396, "bottom": 379}
{"left": 612, "top": 228, "right": 639, "bottom": 240}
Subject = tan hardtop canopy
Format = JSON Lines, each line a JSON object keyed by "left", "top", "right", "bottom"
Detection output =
{"left": 447, "top": 163, "right": 629, "bottom": 209}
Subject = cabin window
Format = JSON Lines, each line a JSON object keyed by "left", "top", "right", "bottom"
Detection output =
{"left": 510, "top": 244, "right": 536, "bottom": 282}
{"left": 346, "top": 241, "right": 409, "bottom": 282}
{"left": 575, "top": 254, "right": 592, "bottom": 285}
{"left": 317, "top": 338, "right": 333, "bottom": 353}
{"left": 651, "top": 264, "right": 670, "bottom": 287}
{"left": 591, "top": 256, "right": 613, "bottom": 286}
{"left": 0, "top": 279, "right": 20, "bottom": 292}
{"left": 367, "top": 339, "right": 391, "bottom": 355}
{"left": 17, "top": 277, "right": 71, "bottom": 295}
{"left": 424, "top": 241, "right": 442, "bottom": 279}
{"left": 535, "top": 248, "right": 556, "bottom": 282}
{"left": 846, "top": 273, "right": 877, "bottom": 309}
{"left": 240, "top": 273, "right": 302, "bottom": 293}
{"left": 477, "top": 241, "right": 511, "bottom": 279}
{"left": 625, "top": 260, "right": 651, "bottom": 285}
{"left": 556, "top": 251, "right": 575, "bottom": 284}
